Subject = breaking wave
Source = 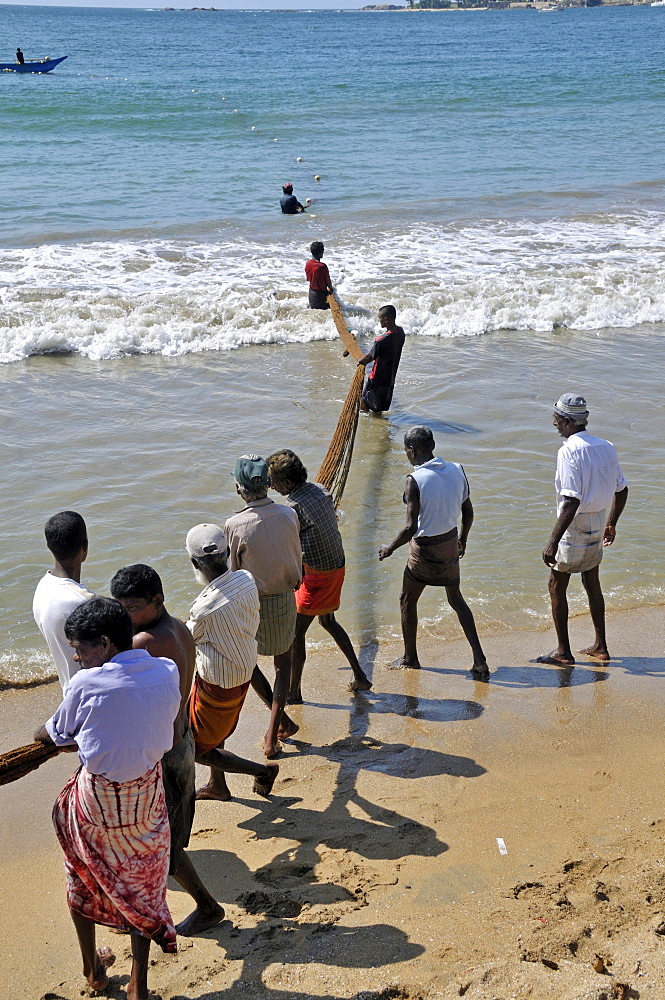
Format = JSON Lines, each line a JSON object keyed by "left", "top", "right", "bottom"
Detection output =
{"left": 2, "top": 211, "right": 665, "bottom": 364}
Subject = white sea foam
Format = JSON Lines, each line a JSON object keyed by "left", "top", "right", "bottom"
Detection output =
{"left": 2, "top": 212, "right": 665, "bottom": 364}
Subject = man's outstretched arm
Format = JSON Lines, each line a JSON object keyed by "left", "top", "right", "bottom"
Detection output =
{"left": 379, "top": 476, "right": 420, "bottom": 560}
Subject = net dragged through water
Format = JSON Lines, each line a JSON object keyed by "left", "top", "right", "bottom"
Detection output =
{"left": 315, "top": 294, "right": 365, "bottom": 508}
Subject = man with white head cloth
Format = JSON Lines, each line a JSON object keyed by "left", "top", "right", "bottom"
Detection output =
{"left": 538, "top": 393, "right": 628, "bottom": 666}
{"left": 185, "top": 523, "right": 279, "bottom": 802}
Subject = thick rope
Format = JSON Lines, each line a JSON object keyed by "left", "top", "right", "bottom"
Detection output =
{"left": 0, "top": 740, "right": 59, "bottom": 786}
{"left": 315, "top": 293, "right": 365, "bottom": 507}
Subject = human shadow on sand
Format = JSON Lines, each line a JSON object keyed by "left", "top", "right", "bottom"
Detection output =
{"left": 604, "top": 654, "right": 665, "bottom": 677}
{"left": 169, "top": 919, "right": 423, "bottom": 998}
{"left": 291, "top": 733, "right": 485, "bottom": 780}
{"left": 305, "top": 691, "right": 484, "bottom": 723}
{"left": 489, "top": 662, "right": 609, "bottom": 689}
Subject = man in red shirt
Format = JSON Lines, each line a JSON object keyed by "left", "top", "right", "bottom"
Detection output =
{"left": 305, "top": 241, "right": 332, "bottom": 310}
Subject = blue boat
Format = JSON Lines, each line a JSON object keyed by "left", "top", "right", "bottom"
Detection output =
{"left": 0, "top": 56, "right": 67, "bottom": 74}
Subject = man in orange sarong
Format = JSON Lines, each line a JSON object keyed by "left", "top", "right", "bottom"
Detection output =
{"left": 35, "top": 597, "right": 181, "bottom": 1000}
{"left": 185, "top": 522, "right": 280, "bottom": 801}
{"left": 267, "top": 448, "right": 371, "bottom": 704}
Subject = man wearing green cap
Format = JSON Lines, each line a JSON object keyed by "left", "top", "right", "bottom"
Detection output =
{"left": 225, "top": 455, "right": 302, "bottom": 759}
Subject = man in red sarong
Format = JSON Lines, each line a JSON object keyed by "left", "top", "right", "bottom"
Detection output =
{"left": 35, "top": 597, "right": 181, "bottom": 1000}
{"left": 267, "top": 448, "right": 371, "bottom": 704}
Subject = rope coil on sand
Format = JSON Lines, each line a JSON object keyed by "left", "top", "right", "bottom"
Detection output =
{"left": 0, "top": 295, "right": 365, "bottom": 785}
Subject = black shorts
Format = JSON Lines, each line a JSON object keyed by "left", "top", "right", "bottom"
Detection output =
{"left": 162, "top": 727, "right": 196, "bottom": 874}
{"left": 363, "top": 380, "right": 394, "bottom": 413}
{"left": 308, "top": 288, "right": 329, "bottom": 310}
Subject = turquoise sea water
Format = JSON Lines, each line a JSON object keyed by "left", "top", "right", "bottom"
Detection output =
{"left": 1, "top": 4, "right": 664, "bottom": 686}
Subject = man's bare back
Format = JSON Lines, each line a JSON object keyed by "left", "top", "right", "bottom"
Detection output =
{"left": 133, "top": 610, "right": 196, "bottom": 746}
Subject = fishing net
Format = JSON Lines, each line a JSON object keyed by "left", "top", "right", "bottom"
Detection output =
{"left": 315, "top": 294, "right": 365, "bottom": 507}
{"left": 1, "top": 296, "right": 366, "bottom": 785}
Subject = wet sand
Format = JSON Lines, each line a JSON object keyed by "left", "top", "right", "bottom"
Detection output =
{"left": 2, "top": 604, "right": 665, "bottom": 1000}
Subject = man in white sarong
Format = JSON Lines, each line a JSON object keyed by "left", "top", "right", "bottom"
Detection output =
{"left": 538, "top": 393, "right": 628, "bottom": 666}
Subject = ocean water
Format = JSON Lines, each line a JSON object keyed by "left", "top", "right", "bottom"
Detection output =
{"left": 1, "top": 5, "right": 664, "bottom": 687}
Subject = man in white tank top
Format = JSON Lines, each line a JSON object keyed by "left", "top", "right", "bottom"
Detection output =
{"left": 379, "top": 426, "right": 488, "bottom": 679}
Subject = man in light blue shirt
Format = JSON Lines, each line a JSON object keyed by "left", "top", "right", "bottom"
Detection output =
{"left": 35, "top": 597, "right": 180, "bottom": 999}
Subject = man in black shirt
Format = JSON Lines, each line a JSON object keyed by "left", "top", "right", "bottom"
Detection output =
{"left": 280, "top": 183, "right": 305, "bottom": 215}
{"left": 358, "top": 305, "right": 406, "bottom": 414}
{"left": 16, "top": 48, "right": 25, "bottom": 64}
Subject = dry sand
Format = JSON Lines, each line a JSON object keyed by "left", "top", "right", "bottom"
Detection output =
{"left": 1, "top": 604, "right": 665, "bottom": 1000}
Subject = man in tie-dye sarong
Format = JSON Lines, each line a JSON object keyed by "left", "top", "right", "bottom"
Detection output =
{"left": 35, "top": 597, "right": 181, "bottom": 1000}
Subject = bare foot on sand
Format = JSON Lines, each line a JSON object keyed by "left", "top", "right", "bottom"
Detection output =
{"left": 578, "top": 645, "right": 610, "bottom": 662}
{"left": 391, "top": 656, "right": 421, "bottom": 669}
{"left": 278, "top": 718, "right": 300, "bottom": 740}
{"left": 128, "top": 991, "right": 161, "bottom": 1000}
{"left": 253, "top": 763, "right": 279, "bottom": 798}
{"left": 349, "top": 674, "right": 372, "bottom": 693}
{"left": 88, "top": 946, "right": 116, "bottom": 992}
{"left": 287, "top": 692, "right": 304, "bottom": 705}
{"left": 195, "top": 781, "right": 232, "bottom": 802}
{"left": 536, "top": 650, "right": 575, "bottom": 666}
{"left": 263, "top": 740, "right": 282, "bottom": 759}
{"left": 176, "top": 903, "right": 225, "bottom": 936}
{"left": 471, "top": 663, "right": 490, "bottom": 681}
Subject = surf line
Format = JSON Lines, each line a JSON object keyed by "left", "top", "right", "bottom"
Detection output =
{"left": 315, "top": 293, "right": 366, "bottom": 509}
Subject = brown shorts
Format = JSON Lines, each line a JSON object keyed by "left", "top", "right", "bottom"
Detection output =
{"left": 406, "top": 527, "right": 460, "bottom": 587}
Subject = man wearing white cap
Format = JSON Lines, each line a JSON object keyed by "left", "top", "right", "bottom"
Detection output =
{"left": 538, "top": 394, "right": 628, "bottom": 666}
{"left": 185, "top": 523, "right": 279, "bottom": 801}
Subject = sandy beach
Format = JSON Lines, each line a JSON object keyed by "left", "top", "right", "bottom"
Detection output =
{"left": 2, "top": 603, "right": 664, "bottom": 1000}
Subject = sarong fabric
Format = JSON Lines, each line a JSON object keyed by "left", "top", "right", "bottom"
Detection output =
{"left": 256, "top": 591, "right": 296, "bottom": 656}
{"left": 162, "top": 727, "right": 196, "bottom": 875}
{"left": 296, "top": 563, "right": 345, "bottom": 616}
{"left": 189, "top": 674, "right": 250, "bottom": 755}
{"left": 406, "top": 527, "right": 460, "bottom": 587}
{"left": 554, "top": 509, "right": 605, "bottom": 574}
{"left": 52, "top": 763, "right": 176, "bottom": 952}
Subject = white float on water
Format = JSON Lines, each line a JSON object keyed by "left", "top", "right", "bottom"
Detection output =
{"left": 296, "top": 157, "right": 302, "bottom": 162}
{"left": 305, "top": 198, "right": 312, "bottom": 205}
{"left": 314, "top": 174, "right": 321, "bottom": 181}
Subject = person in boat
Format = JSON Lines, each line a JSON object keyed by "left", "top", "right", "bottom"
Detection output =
{"left": 280, "top": 183, "right": 305, "bottom": 215}
{"left": 357, "top": 305, "right": 405, "bottom": 414}
{"left": 16, "top": 48, "right": 25, "bottom": 64}
{"left": 379, "top": 425, "right": 489, "bottom": 679}
{"left": 305, "top": 241, "right": 332, "bottom": 310}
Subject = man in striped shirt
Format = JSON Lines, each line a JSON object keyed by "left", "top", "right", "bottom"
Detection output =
{"left": 267, "top": 448, "right": 372, "bottom": 703}
{"left": 185, "top": 523, "right": 279, "bottom": 802}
